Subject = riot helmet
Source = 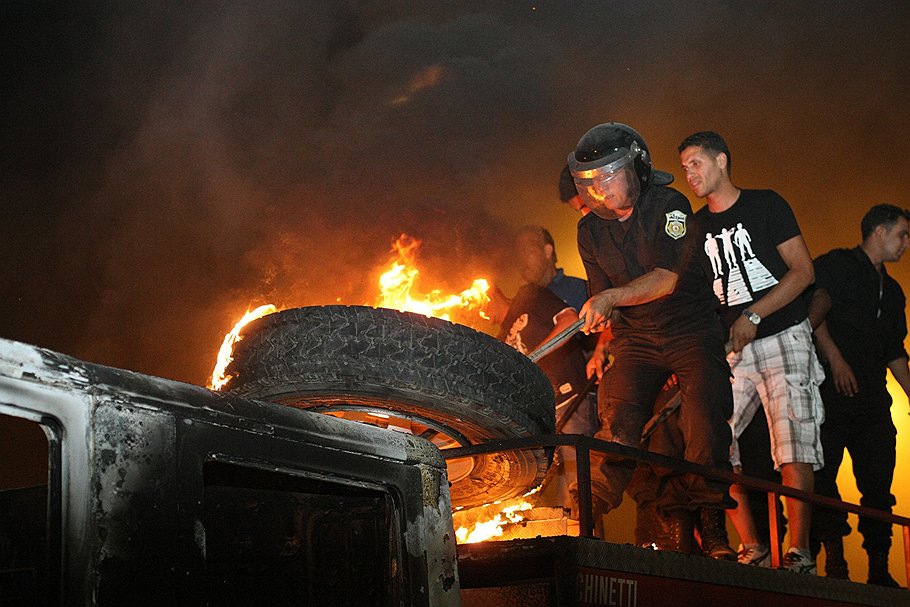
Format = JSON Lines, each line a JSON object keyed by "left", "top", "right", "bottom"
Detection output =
{"left": 567, "top": 123, "right": 653, "bottom": 219}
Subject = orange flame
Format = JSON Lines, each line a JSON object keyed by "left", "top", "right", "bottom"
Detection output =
{"left": 209, "top": 304, "right": 278, "bottom": 390}
{"left": 454, "top": 498, "right": 535, "bottom": 544}
{"left": 209, "top": 235, "right": 526, "bottom": 541}
{"left": 375, "top": 234, "right": 490, "bottom": 321}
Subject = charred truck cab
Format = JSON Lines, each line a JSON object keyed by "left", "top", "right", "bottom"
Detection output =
{"left": 0, "top": 338, "right": 460, "bottom": 606}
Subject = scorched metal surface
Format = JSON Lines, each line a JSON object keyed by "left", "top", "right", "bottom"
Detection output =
{"left": 0, "top": 337, "right": 460, "bottom": 606}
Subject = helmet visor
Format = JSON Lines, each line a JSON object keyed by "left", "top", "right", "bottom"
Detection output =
{"left": 567, "top": 146, "right": 637, "bottom": 179}
{"left": 571, "top": 162, "right": 641, "bottom": 220}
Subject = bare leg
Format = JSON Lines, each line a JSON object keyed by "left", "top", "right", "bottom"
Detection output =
{"left": 726, "top": 466, "right": 761, "bottom": 546}
{"left": 781, "top": 462, "right": 814, "bottom": 550}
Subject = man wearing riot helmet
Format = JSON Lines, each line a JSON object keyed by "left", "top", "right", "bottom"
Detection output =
{"left": 569, "top": 123, "right": 735, "bottom": 553}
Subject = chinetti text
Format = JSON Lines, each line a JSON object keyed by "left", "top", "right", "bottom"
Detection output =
{"left": 578, "top": 572, "right": 637, "bottom": 606}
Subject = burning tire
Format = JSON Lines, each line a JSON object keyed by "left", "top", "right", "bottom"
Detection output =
{"left": 224, "top": 305, "right": 556, "bottom": 508}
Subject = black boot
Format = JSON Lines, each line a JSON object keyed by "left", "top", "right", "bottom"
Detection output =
{"left": 822, "top": 539, "right": 849, "bottom": 579}
{"left": 568, "top": 485, "right": 610, "bottom": 539}
{"left": 697, "top": 508, "right": 737, "bottom": 561}
{"left": 652, "top": 509, "right": 697, "bottom": 554}
{"left": 635, "top": 501, "right": 661, "bottom": 549}
{"left": 867, "top": 550, "right": 901, "bottom": 588}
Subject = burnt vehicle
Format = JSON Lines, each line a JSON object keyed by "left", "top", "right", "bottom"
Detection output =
{"left": 0, "top": 336, "right": 462, "bottom": 606}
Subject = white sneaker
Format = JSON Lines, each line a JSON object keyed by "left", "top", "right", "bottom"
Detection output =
{"left": 783, "top": 547, "right": 817, "bottom": 575}
{"left": 737, "top": 543, "right": 771, "bottom": 567}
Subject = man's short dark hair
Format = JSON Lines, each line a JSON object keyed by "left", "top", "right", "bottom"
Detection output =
{"left": 558, "top": 164, "right": 578, "bottom": 202}
{"left": 517, "top": 225, "right": 557, "bottom": 262}
{"left": 861, "top": 204, "right": 910, "bottom": 241}
{"left": 678, "top": 131, "right": 732, "bottom": 175}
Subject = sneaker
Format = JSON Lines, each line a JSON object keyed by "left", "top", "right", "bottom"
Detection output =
{"left": 783, "top": 547, "right": 817, "bottom": 575}
{"left": 737, "top": 543, "right": 771, "bottom": 567}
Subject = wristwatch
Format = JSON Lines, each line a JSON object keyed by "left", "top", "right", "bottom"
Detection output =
{"left": 742, "top": 309, "right": 762, "bottom": 326}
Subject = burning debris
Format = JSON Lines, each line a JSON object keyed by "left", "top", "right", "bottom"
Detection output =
{"left": 454, "top": 499, "right": 535, "bottom": 544}
{"left": 453, "top": 490, "right": 575, "bottom": 544}
{"left": 205, "top": 233, "right": 564, "bottom": 537}
{"left": 208, "top": 233, "right": 492, "bottom": 391}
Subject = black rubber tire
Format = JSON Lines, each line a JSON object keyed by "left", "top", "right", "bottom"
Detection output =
{"left": 224, "top": 306, "right": 555, "bottom": 508}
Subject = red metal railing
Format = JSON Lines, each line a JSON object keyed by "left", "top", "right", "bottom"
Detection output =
{"left": 444, "top": 434, "right": 910, "bottom": 581}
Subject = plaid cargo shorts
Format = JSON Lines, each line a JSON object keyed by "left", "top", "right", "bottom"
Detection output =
{"left": 727, "top": 319, "right": 825, "bottom": 471}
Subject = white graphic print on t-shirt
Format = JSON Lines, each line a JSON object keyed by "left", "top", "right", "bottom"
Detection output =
{"left": 704, "top": 222, "right": 777, "bottom": 305}
{"left": 504, "top": 313, "right": 529, "bottom": 354}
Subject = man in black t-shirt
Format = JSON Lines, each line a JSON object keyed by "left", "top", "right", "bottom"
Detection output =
{"left": 498, "top": 283, "right": 589, "bottom": 405}
{"left": 809, "top": 204, "right": 910, "bottom": 586}
{"left": 494, "top": 229, "right": 599, "bottom": 513}
{"left": 568, "top": 123, "right": 734, "bottom": 552}
{"left": 680, "top": 131, "right": 823, "bottom": 574}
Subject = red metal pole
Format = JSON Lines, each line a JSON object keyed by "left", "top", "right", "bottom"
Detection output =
{"left": 903, "top": 524, "right": 910, "bottom": 586}
{"left": 576, "top": 445, "right": 594, "bottom": 537}
{"left": 768, "top": 492, "right": 782, "bottom": 568}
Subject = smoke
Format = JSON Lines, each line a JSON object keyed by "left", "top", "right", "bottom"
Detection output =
{"left": 2, "top": 2, "right": 909, "bottom": 383}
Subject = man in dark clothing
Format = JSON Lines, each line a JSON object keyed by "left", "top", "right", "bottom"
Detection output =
{"left": 568, "top": 122, "right": 734, "bottom": 552}
{"left": 494, "top": 227, "right": 599, "bottom": 511}
{"left": 809, "top": 204, "right": 910, "bottom": 586}
{"left": 516, "top": 225, "right": 589, "bottom": 313}
{"left": 559, "top": 155, "right": 735, "bottom": 558}
{"left": 498, "top": 282, "right": 589, "bottom": 408}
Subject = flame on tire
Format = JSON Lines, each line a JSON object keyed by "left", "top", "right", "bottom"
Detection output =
{"left": 453, "top": 482, "right": 546, "bottom": 543}
{"left": 209, "top": 233, "right": 491, "bottom": 390}
{"left": 209, "top": 304, "right": 279, "bottom": 390}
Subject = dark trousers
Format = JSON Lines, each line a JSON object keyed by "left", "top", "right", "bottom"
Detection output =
{"left": 812, "top": 406, "right": 897, "bottom": 552}
{"left": 627, "top": 387, "right": 686, "bottom": 545}
{"left": 630, "top": 395, "right": 783, "bottom": 545}
{"left": 592, "top": 320, "right": 733, "bottom": 513}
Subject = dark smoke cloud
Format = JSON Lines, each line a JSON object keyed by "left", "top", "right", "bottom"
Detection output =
{"left": 2, "top": 1, "right": 909, "bottom": 383}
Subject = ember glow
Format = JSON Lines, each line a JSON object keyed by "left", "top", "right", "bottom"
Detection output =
{"left": 209, "top": 233, "right": 491, "bottom": 390}
{"left": 209, "top": 304, "right": 278, "bottom": 390}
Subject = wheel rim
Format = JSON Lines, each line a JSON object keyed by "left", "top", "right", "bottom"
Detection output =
{"left": 307, "top": 404, "right": 477, "bottom": 483}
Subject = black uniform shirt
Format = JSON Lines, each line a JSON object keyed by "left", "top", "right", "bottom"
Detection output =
{"left": 814, "top": 246, "right": 908, "bottom": 407}
{"left": 577, "top": 185, "right": 717, "bottom": 334}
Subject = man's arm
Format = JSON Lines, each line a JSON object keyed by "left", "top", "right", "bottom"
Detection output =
{"left": 537, "top": 307, "right": 583, "bottom": 347}
{"left": 806, "top": 287, "right": 830, "bottom": 330}
{"left": 729, "top": 234, "right": 815, "bottom": 352}
{"left": 579, "top": 268, "right": 677, "bottom": 334}
{"left": 586, "top": 323, "right": 614, "bottom": 380}
{"left": 807, "top": 286, "right": 859, "bottom": 396}
{"left": 887, "top": 358, "right": 910, "bottom": 409}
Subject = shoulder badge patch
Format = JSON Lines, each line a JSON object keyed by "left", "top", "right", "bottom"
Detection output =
{"left": 665, "top": 210, "right": 687, "bottom": 240}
